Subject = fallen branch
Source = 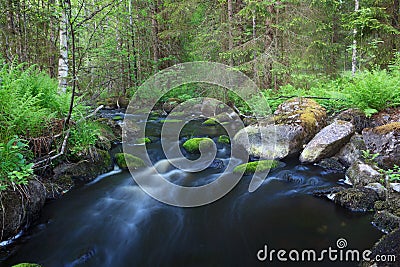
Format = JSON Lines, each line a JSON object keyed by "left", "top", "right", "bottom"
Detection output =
{"left": 32, "top": 105, "right": 104, "bottom": 169}
{"left": 33, "top": 130, "right": 70, "bottom": 168}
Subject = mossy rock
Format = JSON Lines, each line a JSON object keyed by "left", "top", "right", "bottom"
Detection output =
{"left": 159, "top": 119, "right": 183, "bottom": 123}
{"left": 12, "top": 264, "right": 42, "bottom": 267}
{"left": 137, "top": 137, "right": 151, "bottom": 144}
{"left": 115, "top": 153, "right": 145, "bottom": 170}
{"left": 371, "top": 122, "right": 400, "bottom": 135}
{"left": 233, "top": 160, "right": 279, "bottom": 175}
{"left": 217, "top": 135, "right": 230, "bottom": 144}
{"left": 203, "top": 118, "right": 218, "bottom": 126}
{"left": 112, "top": 115, "right": 123, "bottom": 121}
{"left": 182, "top": 138, "right": 214, "bottom": 154}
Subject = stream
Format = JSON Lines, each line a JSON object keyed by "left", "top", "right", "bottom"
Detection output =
{"left": 1, "top": 116, "right": 383, "bottom": 267}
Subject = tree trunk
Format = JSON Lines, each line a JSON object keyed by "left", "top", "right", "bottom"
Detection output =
{"left": 227, "top": 0, "right": 233, "bottom": 66}
{"left": 392, "top": 0, "right": 399, "bottom": 51}
{"left": 151, "top": 0, "right": 159, "bottom": 72}
{"left": 58, "top": 0, "right": 69, "bottom": 93}
{"left": 129, "top": 0, "right": 138, "bottom": 87}
{"left": 265, "top": 3, "right": 275, "bottom": 89}
{"left": 351, "top": 0, "right": 359, "bottom": 76}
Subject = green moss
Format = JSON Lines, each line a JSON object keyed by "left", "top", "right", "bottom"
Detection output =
{"left": 372, "top": 122, "right": 400, "bottom": 135}
{"left": 12, "top": 264, "right": 42, "bottom": 267}
{"left": 233, "top": 160, "right": 279, "bottom": 175}
{"left": 159, "top": 119, "right": 183, "bottom": 123}
{"left": 112, "top": 115, "right": 123, "bottom": 121}
{"left": 115, "top": 153, "right": 145, "bottom": 169}
{"left": 97, "top": 149, "right": 112, "bottom": 167}
{"left": 203, "top": 118, "right": 218, "bottom": 126}
{"left": 137, "top": 137, "right": 151, "bottom": 144}
{"left": 183, "top": 138, "right": 214, "bottom": 153}
{"left": 218, "top": 135, "right": 230, "bottom": 144}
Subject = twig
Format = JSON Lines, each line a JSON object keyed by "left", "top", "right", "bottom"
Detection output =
{"left": 32, "top": 105, "right": 104, "bottom": 169}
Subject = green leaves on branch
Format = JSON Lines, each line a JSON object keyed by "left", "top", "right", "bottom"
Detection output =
{"left": 0, "top": 137, "right": 33, "bottom": 191}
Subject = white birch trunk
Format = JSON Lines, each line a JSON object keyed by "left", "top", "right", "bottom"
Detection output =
{"left": 58, "top": 6, "right": 68, "bottom": 93}
{"left": 351, "top": 0, "right": 359, "bottom": 76}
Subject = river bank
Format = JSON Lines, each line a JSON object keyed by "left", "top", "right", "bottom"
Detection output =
{"left": 1, "top": 97, "right": 399, "bottom": 266}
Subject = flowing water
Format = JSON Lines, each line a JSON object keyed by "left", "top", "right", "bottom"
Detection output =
{"left": 1, "top": 117, "right": 382, "bottom": 267}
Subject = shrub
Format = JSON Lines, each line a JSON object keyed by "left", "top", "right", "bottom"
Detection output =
{"left": 0, "top": 137, "right": 33, "bottom": 191}
{"left": 68, "top": 121, "right": 103, "bottom": 158}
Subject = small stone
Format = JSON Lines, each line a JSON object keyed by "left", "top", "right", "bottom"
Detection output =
{"left": 390, "top": 183, "right": 400, "bottom": 193}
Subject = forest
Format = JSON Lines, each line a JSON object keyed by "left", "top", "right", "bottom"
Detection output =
{"left": 1, "top": 0, "right": 400, "bottom": 266}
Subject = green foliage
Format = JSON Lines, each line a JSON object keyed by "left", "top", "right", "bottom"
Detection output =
{"left": 0, "top": 137, "right": 33, "bottom": 191}
{"left": 343, "top": 70, "right": 400, "bottom": 112}
{"left": 380, "top": 165, "right": 400, "bottom": 183}
{"left": 68, "top": 121, "right": 103, "bottom": 157}
{"left": 233, "top": 160, "right": 279, "bottom": 175}
{"left": 361, "top": 149, "right": 379, "bottom": 165}
{"left": 0, "top": 62, "right": 71, "bottom": 141}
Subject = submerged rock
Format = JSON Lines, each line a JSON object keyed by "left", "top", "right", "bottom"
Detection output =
{"left": 209, "top": 159, "right": 224, "bottom": 169}
{"left": 182, "top": 138, "right": 214, "bottom": 154}
{"left": 334, "top": 187, "right": 379, "bottom": 212}
{"left": 300, "top": 120, "right": 355, "bottom": 163}
{"left": 312, "top": 187, "right": 346, "bottom": 199}
{"left": 362, "top": 122, "right": 400, "bottom": 168}
{"left": 335, "top": 133, "right": 367, "bottom": 167}
{"left": 346, "top": 160, "right": 382, "bottom": 187}
{"left": 0, "top": 180, "right": 46, "bottom": 242}
{"left": 316, "top": 158, "right": 346, "bottom": 173}
{"left": 114, "top": 153, "right": 145, "bottom": 170}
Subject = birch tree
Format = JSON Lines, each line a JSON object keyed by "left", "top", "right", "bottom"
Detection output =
{"left": 58, "top": 0, "right": 69, "bottom": 93}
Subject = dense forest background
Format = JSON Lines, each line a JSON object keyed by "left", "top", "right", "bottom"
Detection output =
{"left": 1, "top": 0, "right": 399, "bottom": 98}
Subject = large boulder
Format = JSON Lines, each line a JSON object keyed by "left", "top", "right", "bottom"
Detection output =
{"left": 234, "top": 124, "right": 305, "bottom": 159}
{"left": 335, "top": 133, "right": 367, "bottom": 167}
{"left": 345, "top": 160, "right": 382, "bottom": 187}
{"left": 0, "top": 180, "right": 46, "bottom": 242}
{"left": 300, "top": 120, "right": 355, "bottom": 163}
{"left": 234, "top": 98, "right": 327, "bottom": 159}
{"left": 274, "top": 98, "right": 327, "bottom": 140}
{"left": 114, "top": 153, "right": 146, "bottom": 170}
{"left": 365, "top": 229, "right": 400, "bottom": 267}
{"left": 334, "top": 187, "right": 379, "bottom": 212}
{"left": 362, "top": 122, "right": 400, "bottom": 168}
